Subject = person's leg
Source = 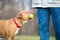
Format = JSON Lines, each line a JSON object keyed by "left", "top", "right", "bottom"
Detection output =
{"left": 50, "top": 7, "right": 60, "bottom": 40}
{"left": 37, "top": 8, "right": 50, "bottom": 40}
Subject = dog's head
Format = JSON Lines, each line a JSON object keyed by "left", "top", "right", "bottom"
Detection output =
{"left": 16, "top": 10, "right": 33, "bottom": 24}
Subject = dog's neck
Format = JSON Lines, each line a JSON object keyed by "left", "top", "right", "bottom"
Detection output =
{"left": 13, "top": 18, "right": 22, "bottom": 28}
{"left": 13, "top": 16, "right": 28, "bottom": 28}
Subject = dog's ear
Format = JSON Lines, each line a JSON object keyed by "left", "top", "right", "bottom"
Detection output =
{"left": 17, "top": 11, "right": 23, "bottom": 19}
{"left": 18, "top": 14, "right": 22, "bottom": 19}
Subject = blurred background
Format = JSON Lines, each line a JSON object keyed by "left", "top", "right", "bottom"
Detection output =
{"left": 0, "top": 0, "right": 55, "bottom": 40}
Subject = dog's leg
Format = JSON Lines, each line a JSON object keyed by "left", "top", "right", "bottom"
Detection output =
{"left": 11, "top": 36, "right": 14, "bottom": 40}
{"left": 6, "top": 36, "right": 14, "bottom": 40}
{"left": 6, "top": 37, "right": 11, "bottom": 40}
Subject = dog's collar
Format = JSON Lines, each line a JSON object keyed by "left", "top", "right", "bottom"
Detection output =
{"left": 13, "top": 18, "right": 21, "bottom": 28}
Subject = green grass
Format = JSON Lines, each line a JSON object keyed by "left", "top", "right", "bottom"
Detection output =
{"left": 15, "top": 35, "right": 55, "bottom": 40}
{"left": 50, "top": 36, "right": 55, "bottom": 40}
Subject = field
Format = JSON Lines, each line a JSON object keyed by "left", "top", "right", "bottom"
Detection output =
{"left": 15, "top": 35, "right": 55, "bottom": 40}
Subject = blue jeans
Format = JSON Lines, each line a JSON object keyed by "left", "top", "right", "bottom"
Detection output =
{"left": 37, "top": 7, "right": 60, "bottom": 40}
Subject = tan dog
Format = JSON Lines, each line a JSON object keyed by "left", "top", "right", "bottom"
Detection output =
{"left": 0, "top": 10, "right": 32, "bottom": 40}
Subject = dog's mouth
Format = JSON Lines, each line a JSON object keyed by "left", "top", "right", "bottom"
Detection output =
{"left": 23, "top": 21, "right": 28, "bottom": 24}
{"left": 22, "top": 17, "right": 31, "bottom": 24}
{"left": 22, "top": 17, "right": 32, "bottom": 24}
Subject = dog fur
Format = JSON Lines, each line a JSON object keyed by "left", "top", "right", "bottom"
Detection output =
{"left": 0, "top": 10, "right": 31, "bottom": 40}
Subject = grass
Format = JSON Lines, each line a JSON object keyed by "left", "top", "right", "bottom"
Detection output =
{"left": 15, "top": 35, "right": 55, "bottom": 40}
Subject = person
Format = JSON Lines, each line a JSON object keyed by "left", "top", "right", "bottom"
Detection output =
{"left": 32, "top": 0, "right": 60, "bottom": 40}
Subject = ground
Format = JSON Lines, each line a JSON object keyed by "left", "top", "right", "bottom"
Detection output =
{"left": 15, "top": 35, "right": 55, "bottom": 40}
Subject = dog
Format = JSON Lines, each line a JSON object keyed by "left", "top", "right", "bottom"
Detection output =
{"left": 0, "top": 10, "right": 33, "bottom": 40}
